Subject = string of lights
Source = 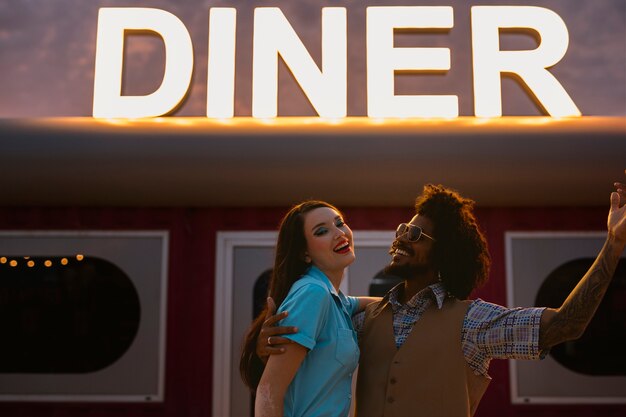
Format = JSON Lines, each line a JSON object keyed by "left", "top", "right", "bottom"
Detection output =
{"left": 0, "top": 255, "right": 85, "bottom": 268}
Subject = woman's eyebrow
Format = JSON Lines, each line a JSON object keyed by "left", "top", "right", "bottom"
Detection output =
{"left": 311, "top": 222, "right": 327, "bottom": 231}
{"left": 311, "top": 216, "right": 341, "bottom": 231}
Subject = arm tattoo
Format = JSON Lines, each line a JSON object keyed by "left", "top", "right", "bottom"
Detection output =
{"left": 539, "top": 238, "right": 622, "bottom": 350}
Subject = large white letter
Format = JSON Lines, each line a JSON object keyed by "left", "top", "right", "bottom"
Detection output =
{"left": 252, "top": 7, "right": 347, "bottom": 118}
{"left": 207, "top": 8, "right": 237, "bottom": 118}
{"left": 93, "top": 8, "right": 193, "bottom": 118}
{"left": 367, "top": 7, "right": 456, "bottom": 118}
{"left": 471, "top": 6, "right": 581, "bottom": 117}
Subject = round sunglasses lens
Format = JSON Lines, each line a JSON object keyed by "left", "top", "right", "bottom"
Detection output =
{"left": 408, "top": 226, "right": 422, "bottom": 241}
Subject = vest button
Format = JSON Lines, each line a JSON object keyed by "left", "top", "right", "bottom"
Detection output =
{"left": 387, "top": 397, "right": 395, "bottom": 403}
{"left": 390, "top": 377, "right": 397, "bottom": 384}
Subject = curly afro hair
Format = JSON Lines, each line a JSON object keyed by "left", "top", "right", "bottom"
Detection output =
{"left": 415, "top": 184, "right": 490, "bottom": 299}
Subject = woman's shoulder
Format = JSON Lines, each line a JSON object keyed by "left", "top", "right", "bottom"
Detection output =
{"left": 279, "top": 275, "right": 332, "bottom": 313}
{"left": 287, "top": 275, "right": 330, "bottom": 300}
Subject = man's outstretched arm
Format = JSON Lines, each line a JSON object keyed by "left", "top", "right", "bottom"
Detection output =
{"left": 539, "top": 189, "right": 626, "bottom": 350}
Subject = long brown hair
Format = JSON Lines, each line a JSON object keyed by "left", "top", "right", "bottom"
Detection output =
{"left": 239, "top": 200, "right": 341, "bottom": 390}
{"left": 415, "top": 184, "right": 490, "bottom": 299}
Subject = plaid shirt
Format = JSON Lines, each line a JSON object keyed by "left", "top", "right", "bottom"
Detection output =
{"left": 353, "top": 282, "right": 545, "bottom": 376}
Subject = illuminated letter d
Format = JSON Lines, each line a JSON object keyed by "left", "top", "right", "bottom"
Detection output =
{"left": 93, "top": 8, "right": 193, "bottom": 118}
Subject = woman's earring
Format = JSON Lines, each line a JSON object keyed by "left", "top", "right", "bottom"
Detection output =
{"left": 437, "top": 271, "right": 442, "bottom": 281}
{"left": 304, "top": 254, "right": 311, "bottom": 264}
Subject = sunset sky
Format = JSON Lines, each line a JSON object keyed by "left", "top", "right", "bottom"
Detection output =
{"left": 0, "top": 0, "right": 624, "bottom": 117}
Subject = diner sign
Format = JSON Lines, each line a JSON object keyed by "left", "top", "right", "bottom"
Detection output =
{"left": 92, "top": 6, "right": 581, "bottom": 119}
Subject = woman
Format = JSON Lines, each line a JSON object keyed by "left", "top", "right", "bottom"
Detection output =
{"left": 240, "top": 200, "right": 377, "bottom": 417}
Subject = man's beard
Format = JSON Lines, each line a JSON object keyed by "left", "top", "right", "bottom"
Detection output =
{"left": 383, "top": 262, "right": 431, "bottom": 280}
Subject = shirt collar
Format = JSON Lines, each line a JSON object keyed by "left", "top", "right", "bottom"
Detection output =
{"left": 306, "top": 265, "right": 340, "bottom": 298}
{"left": 387, "top": 281, "right": 448, "bottom": 310}
{"left": 306, "top": 265, "right": 354, "bottom": 313}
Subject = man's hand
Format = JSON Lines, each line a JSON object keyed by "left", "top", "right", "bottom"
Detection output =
{"left": 608, "top": 191, "right": 626, "bottom": 243}
{"left": 613, "top": 169, "right": 626, "bottom": 204}
{"left": 256, "top": 297, "right": 297, "bottom": 364}
{"left": 611, "top": 170, "right": 626, "bottom": 244}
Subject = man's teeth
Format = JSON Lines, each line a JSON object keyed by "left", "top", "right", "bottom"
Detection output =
{"left": 395, "top": 248, "right": 411, "bottom": 257}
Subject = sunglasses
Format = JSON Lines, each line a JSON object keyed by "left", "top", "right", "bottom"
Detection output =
{"left": 395, "top": 223, "right": 436, "bottom": 242}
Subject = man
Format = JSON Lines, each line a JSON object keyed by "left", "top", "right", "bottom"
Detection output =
{"left": 257, "top": 180, "right": 626, "bottom": 416}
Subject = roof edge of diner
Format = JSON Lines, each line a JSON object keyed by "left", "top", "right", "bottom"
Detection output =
{"left": 2, "top": 116, "right": 624, "bottom": 136}
{"left": 0, "top": 116, "right": 624, "bottom": 208}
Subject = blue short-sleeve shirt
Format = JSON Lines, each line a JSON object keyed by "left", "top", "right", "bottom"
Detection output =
{"left": 277, "top": 265, "right": 359, "bottom": 417}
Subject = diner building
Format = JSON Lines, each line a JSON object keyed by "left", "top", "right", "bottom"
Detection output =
{"left": 0, "top": 117, "right": 623, "bottom": 417}
{"left": 0, "top": 1, "right": 625, "bottom": 416}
